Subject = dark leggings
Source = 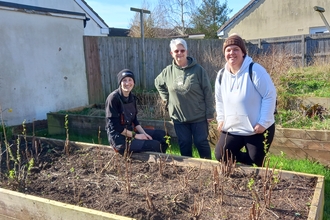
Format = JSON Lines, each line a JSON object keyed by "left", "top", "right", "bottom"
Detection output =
{"left": 215, "top": 123, "right": 275, "bottom": 166}
{"left": 118, "top": 129, "right": 168, "bottom": 155}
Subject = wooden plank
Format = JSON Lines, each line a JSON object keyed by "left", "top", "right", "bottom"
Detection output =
{"left": 83, "top": 36, "right": 104, "bottom": 104}
{"left": 47, "top": 113, "right": 65, "bottom": 135}
{"left": 0, "top": 188, "right": 134, "bottom": 220}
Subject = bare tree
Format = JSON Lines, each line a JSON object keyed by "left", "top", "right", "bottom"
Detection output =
{"left": 157, "top": 0, "right": 197, "bottom": 36}
{"left": 128, "top": 0, "right": 199, "bottom": 38}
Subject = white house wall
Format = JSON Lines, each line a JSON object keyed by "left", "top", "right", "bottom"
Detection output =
{"left": 83, "top": 20, "right": 107, "bottom": 36}
{"left": 0, "top": 7, "right": 89, "bottom": 126}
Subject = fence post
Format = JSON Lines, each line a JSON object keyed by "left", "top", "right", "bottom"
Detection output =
{"left": 301, "top": 35, "right": 306, "bottom": 67}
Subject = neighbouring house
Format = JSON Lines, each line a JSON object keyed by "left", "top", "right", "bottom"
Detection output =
{"left": 0, "top": 0, "right": 106, "bottom": 126}
{"left": 109, "top": 28, "right": 130, "bottom": 37}
{"left": 218, "top": 0, "right": 330, "bottom": 40}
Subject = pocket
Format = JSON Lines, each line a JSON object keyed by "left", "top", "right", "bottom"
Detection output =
{"left": 222, "top": 115, "right": 254, "bottom": 132}
{"left": 196, "top": 101, "right": 206, "bottom": 112}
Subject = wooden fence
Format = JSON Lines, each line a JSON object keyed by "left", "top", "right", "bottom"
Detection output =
{"left": 247, "top": 33, "right": 330, "bottom": 67}
{"left": 83, "top": 33, "right": 330, "bottom": 104}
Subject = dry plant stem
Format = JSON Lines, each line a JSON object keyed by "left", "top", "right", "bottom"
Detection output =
{"left": 213, "top": 166, "right": 219, "bottom": 194}
{"left": 125, "top": 158, "right": 132, "bottom": 194}
{"left": 93, "top": 159, "right": 102, "bottom": 174}
{"left": 190, "top": 164, "right": 202, "bottom": 180}
{"left": 179, "top": 174, "right": 189, "bottom": 189}
{"left": 267, "top": 163, "right": 280, "bottom": 207}
{"left": 220, "top": 150, "right": 236, "bottom": 177}
{"left": 98, "top": 126, "right": 101, "bottom": 144}
{"left": 22, "top": 121, "right": 31, "bottom": 161}
{"left": 249, "top": 201, "right": 261, "bottom": 220}
{"left": 34, "top": 139, "right": 39, "bottom": 164}
{"left": 251, "top": 188, "right": 260, "bottom": 207}
{"left": 219, "top": 132, "right": 237, "bottom": 177}
{"left": 146, "top": 189, "right": 155, "bottom": 211}
{"left": 219, "top": 185, "right": 224, "bottom": 205}
{"left": 73, "top": 180, "right": 82, "bottom": 205}
{"left": 65, "top": 138, "right": 69, "bottom": 156}
{"left": 263, "top": 158, "right": 270, "bottom": 198}
{"left": 266, "top": 208, "right": 280, "bottom": 219}
{"left": 100, "top": 153, "right": 116, "bottom": 174}
{"left": 64, "top": 115, "right": 70, "bottom": 156}
{"left": 158, "top": 155, "right": 164, "bottom": 176}
{"left": 191, "top": 196, "right": 204, "bottom": 219}
{"left": 114, "top": 153, "right": 122, "bottom": 178}
{"left": 178, "top": 165, "right": 201, "bottom": 189}
{"left": 262, "top": 157, "right": 280, "bottom": 208}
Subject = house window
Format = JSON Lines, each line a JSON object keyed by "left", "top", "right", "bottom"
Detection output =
{"left": 310, "top": 26, "right": 328, "bottom": 34}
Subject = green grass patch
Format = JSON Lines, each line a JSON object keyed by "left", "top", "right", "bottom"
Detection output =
{"left": 280, "top": 66, "right": 330, "bottom": 97}
{"left": 275, "top": 110, "right": 330, "bottom": 130}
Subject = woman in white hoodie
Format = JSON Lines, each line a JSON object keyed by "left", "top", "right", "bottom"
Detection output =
{"left": 214, "top": 34, "right": 277, "bottom": 166}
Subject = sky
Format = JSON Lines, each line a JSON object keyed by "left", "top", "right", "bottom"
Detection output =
{"left": 84, "top": 0, "right": 251, "bottom": 28}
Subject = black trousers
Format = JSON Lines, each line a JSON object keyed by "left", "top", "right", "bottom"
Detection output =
{"left": 215, "top": 123, "right": 275, "bottom": 166}
{"left": 115, "top": 129, "right": 168, "bottom": 155}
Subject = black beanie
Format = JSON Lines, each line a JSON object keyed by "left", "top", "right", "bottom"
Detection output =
{"left": 117, "top": 69, "right": 135, "bottom": 85}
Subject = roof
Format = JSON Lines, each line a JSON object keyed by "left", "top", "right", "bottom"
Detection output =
{"left": 217, "top": 0, "right": 259, "bottom": 37}
{"left": 0, "top": 0, "right": 86, "bottom": 18}
{"left": 75, "top": 0, "right": 109, "bottom": 34}
{"left": 109, "top": 28, "right": 130, "bottom": 37}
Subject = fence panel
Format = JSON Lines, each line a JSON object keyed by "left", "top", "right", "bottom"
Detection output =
{"left": 84, "top": 33, "right": 330, "bottom": 104}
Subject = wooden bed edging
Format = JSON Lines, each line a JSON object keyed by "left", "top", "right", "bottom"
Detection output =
{"left": 0, "top": 137, "right": 324, "bottom": 220}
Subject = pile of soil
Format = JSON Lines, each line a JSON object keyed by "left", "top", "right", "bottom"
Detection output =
{"left": 0, "top": 138, "right": 317, "bottom": 220}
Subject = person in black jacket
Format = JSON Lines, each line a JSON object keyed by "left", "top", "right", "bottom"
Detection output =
{"left": 105, "top": 69, "right": 168, "bottom": 155}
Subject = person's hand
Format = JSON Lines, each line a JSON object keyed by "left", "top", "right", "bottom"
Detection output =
{"left": 217, "top": 121, "right": 224, "bottom": 131}
{"left": 254, "top": 124, "right": 266, "bottom": 134}
{"left": 135, "top": 133, "right": 148, "bottom": 140}
{"left": 207, "top": 118, "right": 214, "bottom": 123}
{"left": 144, "top": 133, "right": 152, "bottom": 140}
{"left": 135, "top": 133, "right": 152, "bottom": 140}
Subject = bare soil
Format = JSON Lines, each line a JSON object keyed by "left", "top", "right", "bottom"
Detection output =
{"left": 0, "top": 137, "right": 317, "bottom": 220}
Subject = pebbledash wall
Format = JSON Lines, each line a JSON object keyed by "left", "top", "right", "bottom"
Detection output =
{"left": 0, "top": 1, "right": 89, "bottom": 126}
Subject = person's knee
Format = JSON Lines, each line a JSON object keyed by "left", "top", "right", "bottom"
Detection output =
{"left": 195, "top": 138, "right": 208, "bottom": 147}
{"left": 214, "top": 142, "right": 224, "bottom": 161}
{"left": 157, "top": 129, "right": 166, "bottom": 137}
{"left": 178, "top": 137, "right": 192, "bottom": 147}
{"left": 148, "top": 140, "right": 165, "bottom": 153}
{"left": 215, "top": 151, "right": 221, "bottom": 161}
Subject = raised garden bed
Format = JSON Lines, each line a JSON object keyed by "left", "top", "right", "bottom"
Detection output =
{"left": 47, "top": 104, "right": 330, "bottom": 167}
{"left": 0, "top": 137, "right": 325, "bottom": 219}
{"left": 46, "top": 104, "right": 177, "bottom": 141}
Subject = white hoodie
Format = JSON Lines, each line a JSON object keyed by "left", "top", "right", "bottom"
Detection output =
{"left": 215, "top": 55, "right": 276, "bottom": 135}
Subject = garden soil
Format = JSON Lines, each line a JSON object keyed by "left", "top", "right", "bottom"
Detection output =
{"left": 0, "top": 138, "right": 317, "bottom": 220}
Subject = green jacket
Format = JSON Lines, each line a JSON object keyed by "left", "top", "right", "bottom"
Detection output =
{"left": 155, "top": 57, "right": 214, "bottom": 123}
